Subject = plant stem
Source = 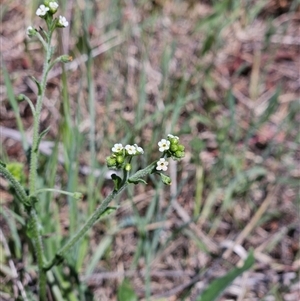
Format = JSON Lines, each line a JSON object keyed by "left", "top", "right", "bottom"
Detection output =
{"left": 44, "top": 161, "right": 157, "bottom": 271}
{"left": 29, "top": 209, "right": 47, "bottom": 300}
{"left": 27, "top": 31, "right": 53, "bottom": 301}
{"left": 28, "top": 33, "right": 52, "bottom": 195}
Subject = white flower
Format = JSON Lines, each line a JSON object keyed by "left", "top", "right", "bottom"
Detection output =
{"left": 49, "top": 2, "right": 59, "bottom": 13}
{"left": 112, "top": 143, "right": 123, "bottom": 153}
{"left": 49, "top": 2, "right": 59, "bottom": 10}
{"left": 134, "top": 144, "right": 144, "bottom": 154}
{"left": 58, "top": 15, "right": 69, "bottom": 27}
{"left": 125, "top": 145, "right": 137, "bottom": 155}
{"left": 36, "top": 4, "right": 49, "bottom": 16}
{"left": 156, "top": 158, "right": 169, "bottom": 171}
{"left": 158, "top": 139, "right": 170, "bottom": 152}
{"left": 168, "top": 134, "right": 179, "bottom": 140}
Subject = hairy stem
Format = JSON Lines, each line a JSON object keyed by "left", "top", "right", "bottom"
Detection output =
{"left": 28, "top": 33, "right": 52, "bottom": 195}
{"left": 44, "top": 161, "right": 157, "bottom": 271}
{"left": 27, "top": 31, "right": 53, "bottom": 301}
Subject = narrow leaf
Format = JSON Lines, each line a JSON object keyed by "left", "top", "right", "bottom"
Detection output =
{"left": 197, "top": 250, "right": 255, "bottom": 301}
{"left": 128, "top": 178, "right": 147, "bottom": 185}
{"left": 117, "top": 278, "right": 138, "bottom": 301}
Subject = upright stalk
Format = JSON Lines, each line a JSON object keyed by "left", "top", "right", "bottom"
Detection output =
{"left": 27, "top": 32, "right": 53, "bottom": 301}
{"left": 28, "top": 33, "right": 52, "bottom": 195}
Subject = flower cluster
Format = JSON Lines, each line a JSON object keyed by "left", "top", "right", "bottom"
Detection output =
{"left": 106, "top": 143, "right": 144, "bottom": 170}
{"left": 156, "top": 134, "right": 185, "bottom": 172}
{"left": 158, "top": 134, "right": 185, "bottom": 159}
{"left": 35, "top": 2, "right": 68, "bottom": 28}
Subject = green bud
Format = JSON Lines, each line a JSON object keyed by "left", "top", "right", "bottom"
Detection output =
{"left": 26, "top": 26, "right": 37, "bottom": 38}
{"left": 60, "top": 55, "right": 73, "bottom": 63}
{"left": 116, "top": 155, "right": 124, "bottom": 164}
{"left": 177, "top": 144, "right": 185, "bottom": 151}
{"left": 106, "top": 156, "right": 116, "bottom": 167}
{"left": 125, "top": 163, "right": 131, "bottom": 171}
{"left": 170, "top": 138, "right": 179, "bottom": 145}
{"left": 175, "top": 151, "right": 185, "bottom": 158}
{"left": 170, "top": 144, "right": 178, "bottom": 152}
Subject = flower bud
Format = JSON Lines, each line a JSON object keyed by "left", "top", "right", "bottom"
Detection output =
{"left": 177, "top": 144, "right": 185, "bottom": 151}
{"left": 170, "top": 138, "right": 179, "bottom": 145}
{"left": 116, "top": 155, "right": 124, "bottom": 164}
{"left": 48, "top": 2, "right": 59, "bottom": 14}
{"left": 60, "top": 55, "right": 73, "bottom": 63}
{"left": 125, "top": 163, "right": 132, "bottom": 171}
{"left": 26, "top": 26, "right": 37, "bottom": 38}
{"left": 170, "top": 144, "right": 178, "bottom": 152}
{"left": 106, "top": 156, "right": 116, "bottom": 167}
{"left": 175, "top": 151, "right": 185, "bottom": 158}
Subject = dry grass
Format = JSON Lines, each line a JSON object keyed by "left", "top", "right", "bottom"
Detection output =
{"left": 0, "top": 0, "right": 299, "bottom": 300}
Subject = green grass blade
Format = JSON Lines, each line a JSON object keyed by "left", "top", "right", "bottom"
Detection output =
{"left": 196, "top": 250, "right": 255, "bottom": 301}
{"left": 2, "top": 60, "right": 28, "bottom": 151}
{"left": 117, "top": 278, "right": 138, "bottom": 301}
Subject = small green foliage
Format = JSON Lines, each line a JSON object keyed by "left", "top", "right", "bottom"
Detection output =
{"left": 98, "top": 206, "right": 118, "bottom": 219}
{"left": 111, "top": 173, "right": 122, "bottom": 190}
{"left": 128, "top": 178, "right": 147, "bottom": 185}
{"left": 196, "top": 250, "right": 255, "bottom": 301}
{"left": 6, "top": 162, "right": 25, "bottom": 184}
{"left": 117, "top": 278, "right": 138, "bottom": 301}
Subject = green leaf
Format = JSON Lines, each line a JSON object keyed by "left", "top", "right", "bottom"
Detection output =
{"left": 128, "top": 178, "right": 147, "bottom": 185}
{"left": 201, "top": 33, "right": 216, "bottom": 55}
{"left": 35, "top": 126, "right": 51, "bottom": 152}
{"left": 117, "top": 278, "right": 138, "bottom": 301}
{"left": 2, "top": 59, "right": 28, "bottom": 151}
{"left": 196, "top": 250, "right": 255, "bottom": 301}
{"left": 6, "top": 162, "right": 25, "bottom": 184}
{"left": 30, "top": 76, "right": 42, "bottom": 95}
{"left": 111, "top": 173, "right": 122, "bottom": 190}
{"left": 98, "top": 206, "right": 118, "bottom": 219}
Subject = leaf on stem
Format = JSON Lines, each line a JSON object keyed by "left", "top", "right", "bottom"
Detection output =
{"left": 98, "top": 206, "right": 118, "bottom": 219}
{"left": 111, "top": 173, "right": 122, "bottom": 190}
{"left": 128, "top": 178, "right": 147, "bottom": 185}
{"left": 196, "top": 250, "right": 255, "bottom": 301}
{"left": 30, "top": 76, "right": 42, "bottom": 95}
{"left": 35, "top": 126, "right": 51, "bottom": 152}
